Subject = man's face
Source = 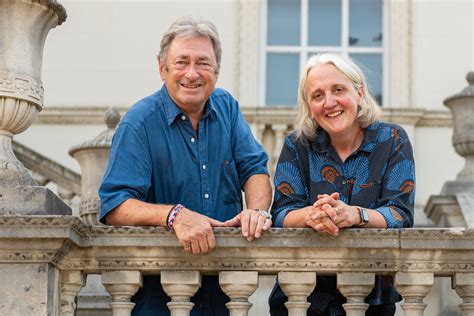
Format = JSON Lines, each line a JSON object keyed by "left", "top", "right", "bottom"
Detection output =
{"left": 159, "top": 36, "right": 218, "bottom": 113}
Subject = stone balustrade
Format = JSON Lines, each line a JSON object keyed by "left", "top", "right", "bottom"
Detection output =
{"left": 1, "top": 216, "right": 474, "bottom": 315}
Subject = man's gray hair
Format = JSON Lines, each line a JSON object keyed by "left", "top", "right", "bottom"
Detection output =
{"left": 159, "top": 16, "right": 222, "bottom": 73}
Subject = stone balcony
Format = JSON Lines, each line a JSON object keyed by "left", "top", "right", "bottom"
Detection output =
{"left": 1, "top": 215, "right": 474, "bottom": 315}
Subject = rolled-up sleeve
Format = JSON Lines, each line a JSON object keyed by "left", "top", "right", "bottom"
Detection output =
{"left": 98, "top": 122, "right": 152, "bottom": 223}
{"left": 231, "top": 102, "right": 269, "bottom": 188}
{"left": 374, "top": 128, "right": 415, "bottom": 228}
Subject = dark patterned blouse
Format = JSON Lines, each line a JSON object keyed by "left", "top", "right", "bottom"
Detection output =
{"left": 270, "top": 121, "right": 415, "bottom": 312}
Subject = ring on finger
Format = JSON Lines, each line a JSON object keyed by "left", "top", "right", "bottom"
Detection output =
{"left": 334, "top": 207, "right": 339, "bottom": 214}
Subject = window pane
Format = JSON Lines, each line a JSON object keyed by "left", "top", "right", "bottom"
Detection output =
{"left": 268, "top": 0, "right": 300, "bottom": 45}
{"left": 350, "top": 53, "right": 383, "bottom": 104}
{"left": 349, "top": 0, "right": 382, "bottom": 47}
{"left": 308, "top": 0, "right": 341, "bottom": 46}
{"left": 266, "top": 53, "right": 300, "bottom": 106}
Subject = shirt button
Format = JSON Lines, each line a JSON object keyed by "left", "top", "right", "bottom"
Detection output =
{"left": 342, "top": 179, "right": 347, "bottom": 184}
{"left": 204, "top": 193, "right": 209, "bottom": 199}
{"left": 191, "top": 137, "right": 195, "bottom": 143}
{"left": 181, "top": 115, "right": 186, "bottom": 120}
{"left": 202, "top": 164, "right": 207, "bottom": 170}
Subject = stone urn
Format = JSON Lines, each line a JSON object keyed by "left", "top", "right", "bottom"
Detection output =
{"left": 69, "top": 108, "right": 121, "bottom": 224}
{"left": 0, "top": 0, "right": 66, "bottom": 187}
{"left": 0, "top": 0, "right": 70, "bottom": 215}
{"left": 442, "top": 71, "right": 474, "bottom": 194}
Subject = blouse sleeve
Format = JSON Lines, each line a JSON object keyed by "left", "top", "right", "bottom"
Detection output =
{"left": 374, "top": 127, "right": 416, "bottom": 228}
{"left": 271, "top": 136, "right": 309, "bottom": 227}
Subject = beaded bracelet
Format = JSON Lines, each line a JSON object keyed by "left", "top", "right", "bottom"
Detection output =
{"left": 167, "top": 204, "right": 184, "bottom": 230}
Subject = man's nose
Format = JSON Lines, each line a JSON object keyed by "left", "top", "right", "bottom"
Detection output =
{"left": 184, "top": 64, "right": 200, "bottom": 80}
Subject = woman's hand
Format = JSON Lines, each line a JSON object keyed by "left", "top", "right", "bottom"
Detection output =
{"left": 314, "top": 193, "right": 361, "bottom": 228}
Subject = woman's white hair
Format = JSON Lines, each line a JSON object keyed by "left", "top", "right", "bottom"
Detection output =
{"left": 294, "top": 53, "right": 381, "bottom": 140}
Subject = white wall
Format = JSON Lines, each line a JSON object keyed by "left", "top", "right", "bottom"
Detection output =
{"left": 412, "top": 0, "right": 474, "bottom": 110}
{"left": 42, "top": 0, "right": 238, "bottom": 107}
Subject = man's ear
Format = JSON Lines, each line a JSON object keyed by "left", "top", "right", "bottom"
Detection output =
{"left": 158, "top": 57, "right": 166, "bottom": 81}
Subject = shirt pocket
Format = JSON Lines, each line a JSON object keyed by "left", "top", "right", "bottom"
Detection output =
{"left": 220, "top": 160, "right": 241, "bottom": 204}
{"left": 352, "top": 179, "right": 383, "bottom": 207}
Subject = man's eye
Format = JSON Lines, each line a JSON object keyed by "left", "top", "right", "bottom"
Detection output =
{"left": 334, "top": 87, "right": 344, "bottom": 94}
{"left": 175, "top": 61, "right": 188, "bottom": 65}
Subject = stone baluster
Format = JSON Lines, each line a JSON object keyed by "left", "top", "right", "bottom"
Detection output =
{"left": 60, "top": 271, "right": 86, "bottom": 316}
{"left": 337, "top": 272, "right": 375, "bottom": 316}
{"left": 454, "top": 273, "right": 474, "bottom": 316}
{"left": 161, "top": 271, "right": 201, "bottom": 316}
{"left": 395, "top": 272, "right": 434, "bottom": 316}
{"left": 271, "top": 124, "right": 288, "bottom": 177}
{"left": 219, "top": 271, "right": 258, "bottom": 316}
{"left": 102, "top": 271, "right": 142, "bottom": 316}
{"left": 278, "top": 272, "right": 316, "bottom": 316}
{"left": 250, "top": 123, "right": 266, "bottom": 144}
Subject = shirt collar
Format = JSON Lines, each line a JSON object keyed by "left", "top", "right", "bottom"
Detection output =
{"left": 310, "top": 121, "right": 380, "bottom": 153}
{"left": 160, "top": 85, "right": 217, "bottom": 126}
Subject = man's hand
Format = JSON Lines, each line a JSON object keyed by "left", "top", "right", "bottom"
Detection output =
{"left": 223, "top": 209, "right": 272, "bottom": 241}
{"left": 173, "top": 208, "right": 224, "bottom": 254}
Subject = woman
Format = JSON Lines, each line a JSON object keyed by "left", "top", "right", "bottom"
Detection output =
{"left": 269, "top": 53, "right": 415, "bottom": 315}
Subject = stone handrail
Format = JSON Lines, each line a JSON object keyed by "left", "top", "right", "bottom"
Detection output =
{"left": 1, "top": 216, "right": 474, "bottom": 315}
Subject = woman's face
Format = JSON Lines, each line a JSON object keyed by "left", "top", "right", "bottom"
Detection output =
{"left": 305, "top": 63, "right": 364, "bottom": 139}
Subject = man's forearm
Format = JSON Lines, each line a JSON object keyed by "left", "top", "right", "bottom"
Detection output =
{"left": 104, "top": 198, "right": 172, "bottom": 227}
{"left": 243, "top": 174, "right": 272, "bottom": 210}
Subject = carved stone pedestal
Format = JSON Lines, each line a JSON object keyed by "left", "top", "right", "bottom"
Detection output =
{"left": 0, "top": 186, "right": 71, "bottom": 215}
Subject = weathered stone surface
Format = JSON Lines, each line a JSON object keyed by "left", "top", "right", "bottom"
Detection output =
{"left": 0, "top": 263, "right": 59, "bottom": 315}
{"left": 0, "top": 186, "right": 71, "bottom": 215}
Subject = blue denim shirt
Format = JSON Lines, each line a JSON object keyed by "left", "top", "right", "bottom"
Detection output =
{"left": 99, "top": 85, "right": 268, "bottom": 222}
{"left": 99, "top": 86, "right": 268, "bottom": 316}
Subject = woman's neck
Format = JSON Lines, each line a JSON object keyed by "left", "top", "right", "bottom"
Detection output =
{"left": 330, "top": 126, "right": 364, "bottom": 162}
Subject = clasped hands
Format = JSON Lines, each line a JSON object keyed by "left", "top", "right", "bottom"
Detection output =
{"left": 173, "top": 207, "right": 272, "bottom": 254}
{"left": 305, "top": 192, "right": 360, "bottom": 236}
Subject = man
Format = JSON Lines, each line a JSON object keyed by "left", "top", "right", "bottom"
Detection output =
{"left": 99, "top": 16, "right": 272, "bottom": 315}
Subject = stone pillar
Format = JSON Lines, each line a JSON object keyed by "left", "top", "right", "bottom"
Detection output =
{"left": 278, "top": 272, "right": 316, "bottom": 316}
{"left": 395, "top": 272, "right": 434, "bottom": 316}
{"left": 219, "top": 271, "right": 258, "bottom": 316}
{"left": 454, "top": 273, "right": 474, "bottom": 316}
{"left": 271, "top": 124, "right": 288, "bottom": 177}
{"left": 337, "top": 272, "right": 375, "bottom": 316}
{"left": 60, "top": 271, "right": 86, "bottom": 316}
{"left": 0, "top": 0, "right": 70, "bottom": 215}
{"left": 0, "top": 263, "right": 60, "bottom": 315}
{"left": 161, "top": 271, "right": 201, "bottom": 316}
{"left": 69, "top": 108, "right": 120, "bottom": 225}
{"left": 102, "top": 271, "right": 142, "bottom": 316}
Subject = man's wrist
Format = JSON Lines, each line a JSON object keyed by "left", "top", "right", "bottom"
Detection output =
{"left": 167, "top": 204, "right": 185, "bottom": 230}
{"left": 249, "top": 208, "right": 271, "bottom": 219}
{"left": 356, "top": 206, "right": 369, "bottom": 226}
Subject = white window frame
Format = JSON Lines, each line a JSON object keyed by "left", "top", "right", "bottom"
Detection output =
{"left": 260, "top": 0, "right": 389, "bottom": 106}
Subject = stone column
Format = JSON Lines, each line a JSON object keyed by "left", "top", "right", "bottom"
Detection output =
{"left": 337, "top": 272, "right": 375, "bottom": 316}
{"left": 0, "top": 0, "right": 70, "bottom": 215}
{"left": 278, "top": 272, "right": 316, "bottom": 316}
{"left": 395, "top": 272, "right": 434, "bottom": 316}
{"left": 219, "top": 271, "right": 258, "bottom": 316}
{"left": 271, "top": 124, "right": 288, "bottom": 177}
{"left": 102, "top": 271, "right": 142, "bottom": 316}
{"left": 454, "top": 273, "right": 474, "bottom": 316}
{"left": 60, "top": 271, "right": 86, "bottom": 316}
{"left": 69, "top": 108, "right": 120, "bottom": 224}
{"left": 161, "top": 271, "right": 201, "bottom": 316}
